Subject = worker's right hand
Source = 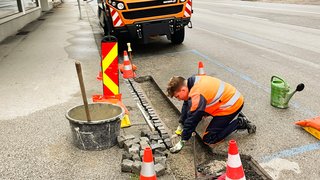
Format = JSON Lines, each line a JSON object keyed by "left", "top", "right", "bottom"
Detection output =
{"left": 175, "top": 124, "right": 183, "bottom": 135}
{"left": 170, "top": 140, "right": 185, "bottom": 153}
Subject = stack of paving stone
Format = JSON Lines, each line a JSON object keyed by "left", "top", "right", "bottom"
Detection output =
{"left": 118, "top": 133, "right": 168, "bottom": 176}
{"left": 146, "top": 110, "right": 173, "bottom": 150}
{"left": 127, "top": 79, "right": 173, "bottom": 149}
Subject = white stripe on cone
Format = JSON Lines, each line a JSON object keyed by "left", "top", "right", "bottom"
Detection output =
{"left": 227, "top": 154, "right": 242, "bottom": 168}
{"left": 123, "top": 65, "right": 132, "bottom": 71}
{"left": 226, "top": 176, "right": 246, "bottom": 180}
{"left": 140, "top": 162, "right": 156, "bottom": 177}
{"left": 198, "top": 68, "right": 205, "bottom": 75}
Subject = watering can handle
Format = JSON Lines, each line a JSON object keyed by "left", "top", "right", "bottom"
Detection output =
{"left": 271, "top": 76, "right": 285, "bottom": 83}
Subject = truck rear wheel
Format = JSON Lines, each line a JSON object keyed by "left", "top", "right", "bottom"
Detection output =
{"left": 171, "top": 27, "right": 185, "bottom": 44}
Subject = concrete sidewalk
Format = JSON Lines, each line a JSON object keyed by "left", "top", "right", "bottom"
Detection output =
{"left": 0, "top": 0, "right": 168, "bottom": 179}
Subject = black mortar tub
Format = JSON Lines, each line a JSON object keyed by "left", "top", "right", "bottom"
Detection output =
{"left": 66, "top": 103, "right": 124, "bottom": 150}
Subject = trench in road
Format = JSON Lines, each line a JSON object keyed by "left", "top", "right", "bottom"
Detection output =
{"left": 135, "top": 76, "right": 271, "bottom": 180}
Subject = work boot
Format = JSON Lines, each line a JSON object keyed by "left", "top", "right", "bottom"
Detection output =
{"left": 237, "top": 114, "right": 256, "bottom": 134}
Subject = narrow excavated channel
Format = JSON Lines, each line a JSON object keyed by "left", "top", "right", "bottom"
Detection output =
{"left": 134, "top": 76, "right": 271, "bottom": 180}
{"left": 136, "top": 76, "right": 222, "bottom": 179}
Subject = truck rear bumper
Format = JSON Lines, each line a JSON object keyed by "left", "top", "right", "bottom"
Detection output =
{"left": 114, "top": 18, "right": 190, "bottom": 43}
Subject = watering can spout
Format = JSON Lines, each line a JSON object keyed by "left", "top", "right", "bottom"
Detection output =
{"left": 296, "top": 83, "right": 305, "bottom": 92}
{"left": 271, "top": 75, "right": 304, "bottom": 108}
{"left": 285, "top": 83, "right": 305, "bottom": 103}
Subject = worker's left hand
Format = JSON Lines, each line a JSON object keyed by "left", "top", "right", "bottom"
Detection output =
{"left": 175, "top": 124, "right": 183, "bottom": 135}
{"left": 170, "top": 140, "right": 185, "bottom": 153}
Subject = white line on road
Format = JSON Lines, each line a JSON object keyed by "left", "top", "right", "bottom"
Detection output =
{"left": 197, "top": 1, "right": 320, "bottom": 15}
{"left": 194, "top": 7, "right": 270, "bottom": 21}
{"left": 231, "top": 13, "right": 269, "bottom": 21}
{"left": 134, "top": 48, "right": 317, "bottom": 117}
{"left": 191, "top": 49, "right": 317, "bottom": 118}
{"left": 193, "top": 8, "right": 320, "bottom": 55}
{"left": 194, "top": 26, "right": 320, "bottom": 70}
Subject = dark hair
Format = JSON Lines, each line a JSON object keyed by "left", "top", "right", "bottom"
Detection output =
{"left": 167, "top": 76, "right": 185, "bottom": 98}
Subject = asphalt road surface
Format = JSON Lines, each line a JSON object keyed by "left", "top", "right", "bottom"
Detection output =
{"left": 0, "top": 0, "right": 319, "bottom": 179}
{"left": 122, "top": 0, "right": 320, "bottom": 179}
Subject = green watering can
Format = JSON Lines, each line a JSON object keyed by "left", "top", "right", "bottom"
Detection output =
{"left": 270, "top": 76, "right": 304, "bottom": 109}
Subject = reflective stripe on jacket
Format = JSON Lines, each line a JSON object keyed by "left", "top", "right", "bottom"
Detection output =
{"left": 181, "top": 75, "right": 244, "bottom": 141}
{"left": 189, "top": 75, "right": 243, "bottom": 116}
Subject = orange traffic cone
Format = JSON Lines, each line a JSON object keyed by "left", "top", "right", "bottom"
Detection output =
{"left": 140, "top": 147, "right": 157, "bottom": 180}
{"left": 119, "top": 48, "right": 138, "bottom": 73}
{"left": 198, "top": 61, "right": 206, "bottom": 75}
{"left": 122, "top": 51, "right": 136, "bottom": 79}
{"left": 226, "top": 140, "right": 246, "bottom": 180}
{"left": 217, "top": 173, "right": 226, "bottom": 180}
{"left": 119, "top": 63, "right": 137, "bottom": 73}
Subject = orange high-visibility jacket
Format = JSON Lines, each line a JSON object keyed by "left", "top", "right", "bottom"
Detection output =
{"left": 189, "top": 75, "right": 244, "bottom": 116}
{"left": 181, "top": 75, "right": 244, "bottom": 141}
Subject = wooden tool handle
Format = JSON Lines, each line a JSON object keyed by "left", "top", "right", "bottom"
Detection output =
{"left": 75, "top": 61, "right": 91, "bottom": 122}
{"left": 192, "top": 132, "right": 198, "bottom": 179}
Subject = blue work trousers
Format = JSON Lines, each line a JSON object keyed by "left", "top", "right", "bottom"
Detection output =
{"left": 202, "top": 105, "right": 243, "bottom": 145}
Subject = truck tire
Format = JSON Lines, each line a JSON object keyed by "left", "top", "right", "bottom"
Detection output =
{"left": 171, "top": 27, "right": 185, "bottom": 44}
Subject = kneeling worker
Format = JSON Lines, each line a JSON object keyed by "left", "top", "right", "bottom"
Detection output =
{"left": 167, "top": 75, "right": 256, "bottom": 153}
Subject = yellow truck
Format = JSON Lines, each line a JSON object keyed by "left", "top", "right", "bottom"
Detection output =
{"left": 97, "top": 0, "right": 192, "bottom": 44}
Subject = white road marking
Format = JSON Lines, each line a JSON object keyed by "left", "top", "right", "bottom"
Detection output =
{"left": 231, "top": 13, "right": 269, "bottom": 21}
{"left": 260, "top": 158, "right": 301, "bottom": 179}
{"left": 194, "top": 26, "right": 320, "bottom": 69}
{"left": 197, "top": 1, "right": 320, "bottom": 15}
{"left": 193, "top": 8, "right": 320, "bottom": 53}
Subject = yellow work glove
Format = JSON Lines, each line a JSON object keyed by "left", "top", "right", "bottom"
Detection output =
{"left": 175, "top": 124, "right": 183, "bottom": 135}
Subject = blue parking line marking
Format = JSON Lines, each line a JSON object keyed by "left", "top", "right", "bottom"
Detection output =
{"left": 191, "top": 49, "right": 270, "bottom": 92}
{"left": 260, "top": 142, "right": 320, "bottom": 162}
{"left": 135, "top": 48, "right": 318, "bottom": 160}
{"left": 191, "top": 49, "right": 316, "bottom": 117}
{"left": 191, "top": 49, "right": 319, "bottom": 161}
